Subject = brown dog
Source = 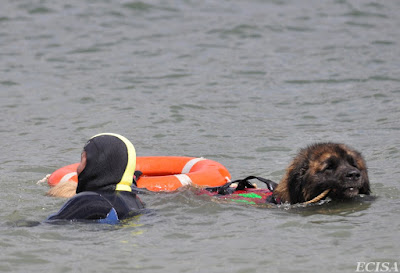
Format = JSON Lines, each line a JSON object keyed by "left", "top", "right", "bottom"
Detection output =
{"left": 273, "top": 142, "right": 371, "bottom": 204}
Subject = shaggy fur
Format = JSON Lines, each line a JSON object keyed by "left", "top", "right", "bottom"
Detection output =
{"left": 273, "top": 143, "right": 370, "bottom": 204}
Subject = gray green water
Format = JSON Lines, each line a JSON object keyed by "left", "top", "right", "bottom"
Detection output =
{"left": 1, "top": 0, "right": 400, "bottom": 272}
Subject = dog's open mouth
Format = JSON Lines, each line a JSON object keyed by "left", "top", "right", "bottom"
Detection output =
{"left": 330, "top": 186, "right": 360, "bottom": 199}
{"left": 343, "top": 187, "right": 359, "bottom": 197}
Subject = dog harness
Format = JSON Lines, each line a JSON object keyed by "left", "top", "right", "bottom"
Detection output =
{"left": 200, "top": 176, "right": 281, "bottom": 205}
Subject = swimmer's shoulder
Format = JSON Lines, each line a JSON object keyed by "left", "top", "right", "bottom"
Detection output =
{"left": 47, "top": 191, "right": 114, "bottom": 221}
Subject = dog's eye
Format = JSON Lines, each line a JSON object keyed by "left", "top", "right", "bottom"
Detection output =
{"left": 323, "top": 158, "right": 337, "bottom": 172}
{"left": 318, "top": 164, "right": 333, "bottom": 173}
{"left": 324, "top": 163, "right": 334, "bottom": 171}
{"left": 347, "top": 156, "right": 358, "bottom": 168}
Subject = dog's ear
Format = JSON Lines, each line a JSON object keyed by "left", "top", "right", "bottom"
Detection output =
{"left": 287, "top": 160, "right": 308, "bottom": 204}
{"left": 275, "top": 156, "right": 309, "bottom": 204}
{"left": 359, "top": 169, "right": 371, "bottom": 195}
{"left": 355, "top": 153, "right": 371, "bottom": 196}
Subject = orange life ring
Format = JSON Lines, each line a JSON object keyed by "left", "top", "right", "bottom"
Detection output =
{"left": 48, "top": 163, "right": 79, "bottom": 187}
{"left": 48, "top": 156, "right": 231, "bottom": 192}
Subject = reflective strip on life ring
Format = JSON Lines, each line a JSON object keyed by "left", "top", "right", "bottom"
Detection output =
{"left": 134, "top": 156, "right": 231, "bottom": 191}
{"left": 174, "top": 174, "right": 193, "bottom": 186}
{"left": 48, "top": 163, "right": 79, "bottom": 187}
{"left": 181, "top": 157, "right": 206, "bottom": 174}
{"left": 47, "top": 156, "right": 231, "bottom": 192}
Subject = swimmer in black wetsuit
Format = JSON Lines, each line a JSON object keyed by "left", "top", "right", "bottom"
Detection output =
{"left": 47, "top": 133, "right": 145, "bottom": 223}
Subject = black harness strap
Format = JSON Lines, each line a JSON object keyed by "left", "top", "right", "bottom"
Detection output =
{"left": 205, "top": 176, "right": 278, "bottom": 195}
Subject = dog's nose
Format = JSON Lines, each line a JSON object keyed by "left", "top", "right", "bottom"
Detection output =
{"left": 346, "top": 169, "right": 361, "bottom": 181}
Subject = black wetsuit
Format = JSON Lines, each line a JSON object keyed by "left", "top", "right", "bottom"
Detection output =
{"left": 47, "top": 191, "right": 144, "bottom": 223}
{"left": 47, "top": 133, "right": 144, "bottom": 224}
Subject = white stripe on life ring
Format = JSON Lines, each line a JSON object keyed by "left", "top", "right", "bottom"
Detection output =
{"left": 174, "top": 174, "right": 193, "bottom": 186}
{"left": 60, "top": 172, "right": 77, "bottom": 184}
{"left": 181, "top": 157, "right": 206, "bottom": 174}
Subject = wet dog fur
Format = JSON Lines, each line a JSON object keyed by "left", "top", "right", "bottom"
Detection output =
{"left": 273, "top": 142, "right": 371, "bottom": 204}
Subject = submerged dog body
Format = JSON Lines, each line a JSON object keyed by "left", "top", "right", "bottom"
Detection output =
{"left": 273, "top": 142, "right": 371, "bottom": 204}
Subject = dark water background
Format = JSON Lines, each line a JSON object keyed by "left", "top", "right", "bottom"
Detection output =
{"left": 1, "top": 0, "right": 399, "bottom": 272}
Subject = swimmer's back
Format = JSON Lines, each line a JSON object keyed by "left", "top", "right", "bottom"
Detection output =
{"left": 47, "top": 191, "right": 144, "bottom": 222}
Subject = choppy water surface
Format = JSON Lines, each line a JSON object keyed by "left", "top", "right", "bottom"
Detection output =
{"left": 1, "top": 0, "right": 400, "bottom": 272}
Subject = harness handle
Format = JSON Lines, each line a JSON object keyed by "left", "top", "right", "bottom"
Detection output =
{"left": 205, "top": 176, "right": 278, "bottom": 195}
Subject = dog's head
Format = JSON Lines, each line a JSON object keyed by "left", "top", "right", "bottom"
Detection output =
{"left": 274, "top": 143, "right": 371, "bottom": 204}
